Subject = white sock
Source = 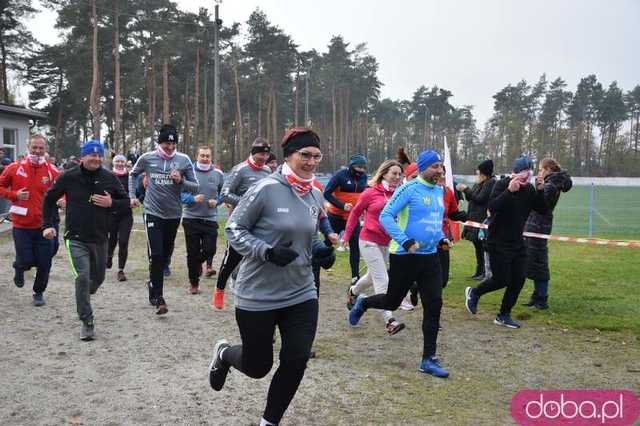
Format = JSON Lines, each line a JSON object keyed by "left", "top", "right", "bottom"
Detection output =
{"left": 259, "top": 417, "right": 275, "bottom": 426}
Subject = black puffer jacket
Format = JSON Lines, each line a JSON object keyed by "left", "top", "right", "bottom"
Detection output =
{"left": 461, "top": 177, "right": 496, "bottom": 241}
{"left": 525, "top": 170, "right": 573, "bottom": 281}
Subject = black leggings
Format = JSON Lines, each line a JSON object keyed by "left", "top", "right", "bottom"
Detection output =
{"left": 108, "top": 212, "right": 133, "bottom": 270}
{"left": 216, "top": 242, "right": 243, "bottom": 291}
{"left": 328, "top": 213, "right": 361, "bottom": 279}
{"left": 144, "top": 213, "right": 180, "bottom": 298}
{"left": 472, "top": 239, "right": 485, "bottom": 276}
{"left": 182, "top": 218, "right": 218, "bottom": 285}
{"left": 363, "top": 253, "right": 442, "bottom": 358}
{"left": 475, "top": 244, "right": 527, "bottom": 315}
{"left": 438, "top": 247, "right": 450, "bottom": 289}
{"left": 221, "top": 299, "right": 318, "bottom": 424}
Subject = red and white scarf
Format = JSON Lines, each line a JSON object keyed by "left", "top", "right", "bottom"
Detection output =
{"left": 246, "top": 155, "right": 264, "bottom": 171}
{"left": 157, "top": 146, "right": 176, "bottom": 161}
{"left": 282, "top": 162, "right": 314, "bottom": 196}
{"left": 28, "top": 154, "right": 46, "bottom": 166}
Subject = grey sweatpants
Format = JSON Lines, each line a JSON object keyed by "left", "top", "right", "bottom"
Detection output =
{"left": 65, "top": 239, "right": 107, "bottom": 323}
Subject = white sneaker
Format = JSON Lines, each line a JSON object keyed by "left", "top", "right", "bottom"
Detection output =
{"left": 399, "top": 297, "right": 415, "bottom": 311}
{"left": 337, "top": 246, "right": 346, "bottom": 252}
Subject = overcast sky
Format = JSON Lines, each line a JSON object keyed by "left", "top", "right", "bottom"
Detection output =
{"left": 26, "top": 0, "right": 640, "bottom": 125}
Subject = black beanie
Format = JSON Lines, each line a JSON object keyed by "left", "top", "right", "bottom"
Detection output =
{"left": 250, "top": 137, "right": 271, "bottom": 155}
{"left": 478, "top": 159, "right": 494, "bottom": 177}
{"left": 281, "top": 128, "right": 320, "bottom": 157}
{"left": 158, "top": 124, "right": 178, "bottom": 144}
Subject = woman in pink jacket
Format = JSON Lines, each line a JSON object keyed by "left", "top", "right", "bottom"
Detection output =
{"left": 343, "top": 159, "right": 405, "bottom": 335}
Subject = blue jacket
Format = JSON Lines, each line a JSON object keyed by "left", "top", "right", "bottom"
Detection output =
{"left": 379, "top": 177, "right": 445, "bottom": 255}
{"left": 323, "top": 167, "right": 367, "bottom": 219}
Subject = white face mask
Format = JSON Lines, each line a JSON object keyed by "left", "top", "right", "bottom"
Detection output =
{"left": 196, "top": 162, "right": 212, "bottom": 171}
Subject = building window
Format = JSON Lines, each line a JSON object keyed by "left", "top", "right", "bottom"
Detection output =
{"left": 1, "top": 128, "right": 17, "bottom": 161}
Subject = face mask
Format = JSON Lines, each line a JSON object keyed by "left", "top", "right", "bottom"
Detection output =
{"left": 196, "top": 162, "right": 212, "bottom": 171}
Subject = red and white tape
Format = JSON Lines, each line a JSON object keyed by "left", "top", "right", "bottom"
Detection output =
{"left": 458, "top": 220, "right": 640, "bottom": 249}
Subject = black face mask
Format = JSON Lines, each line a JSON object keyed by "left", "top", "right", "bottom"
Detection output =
{"left": 351, "top": 166, "right": 365, "bottom": 176}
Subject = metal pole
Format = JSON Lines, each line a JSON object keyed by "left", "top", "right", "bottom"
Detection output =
{"left": 213, "top": 4, "right": 221, "bottom": 163}
{"left": 588, "top": 182, "right": 594, "bottom": 238}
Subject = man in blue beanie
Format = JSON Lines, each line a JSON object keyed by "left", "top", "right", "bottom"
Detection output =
{"left": 42, "top": 140, "right": 130, "bottom": 340}
{"left": 324, "top": 153, "right": 368, "bottom": 285}
{"left": 349, "top": 150, "right": 451, "bottom": 378}
{"left": 464, "top": 155, "right": 549, "bottom": 329}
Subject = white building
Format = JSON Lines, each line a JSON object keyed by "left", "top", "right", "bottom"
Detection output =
{"left": 0, "top": 103, "right": 48, "bottom": 161}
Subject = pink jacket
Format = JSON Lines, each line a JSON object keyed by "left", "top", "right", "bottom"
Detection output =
{"left": 343, "top": 183, "right": 394, "bottom": 246}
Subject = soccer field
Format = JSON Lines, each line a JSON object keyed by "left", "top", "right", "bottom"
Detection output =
{"left": 550, "top": 185, "right": 640, "bottom": 240}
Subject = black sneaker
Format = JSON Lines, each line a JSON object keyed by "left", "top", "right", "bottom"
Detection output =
{"left": 494, "top": 314, "right": 521, "bottom": 329}
{"left": 208, "top": 339, "right": 231, "bottom": 391}
{"left": 465, "top": 287, "right": 479, "bottom": 315}
{"left": 163, "top": 266, "right": 171, "bottom": 277}
{"left": 13, "top": 269, "right": 24, "bottom": 288}
{"left": 106, "top": 256, "right": 113, "bottom": 269}
{"left": 155, "top": 296, "right": 168, "bottom": 315}
{"left": 385, "top": 318, "right": 406, "bottom": 335}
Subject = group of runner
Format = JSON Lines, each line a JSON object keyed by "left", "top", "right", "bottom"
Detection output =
{"left": 1, "top": 125, "right": 571, "bottom": 425}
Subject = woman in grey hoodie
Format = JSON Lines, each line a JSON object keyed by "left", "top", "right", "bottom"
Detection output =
{"left": 208, "top": 128, "right": 335, "bottom": 426}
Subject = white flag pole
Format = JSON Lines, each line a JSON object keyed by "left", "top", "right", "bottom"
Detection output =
{"left": 443, "top": 136, "right": 454, "bottom": 190}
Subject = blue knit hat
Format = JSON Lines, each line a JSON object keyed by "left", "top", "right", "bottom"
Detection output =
{"left": 80, "top": 140, "right": 104, "bottom": 157}
{"left": 349, "top": 154, "right": 367, "bottom": 168}
{"left": 417, "top": 150, "right": 442, "bottom": 172}
{"left": 513, "top": 155, "right": 533, "bottom": 173}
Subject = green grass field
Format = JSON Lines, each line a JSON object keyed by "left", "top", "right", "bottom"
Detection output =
{"left": 454, "top": 184, "right": 640, "bottom": 240}
{"left": 332, "top": 240, "right": 640, "bottom": 337}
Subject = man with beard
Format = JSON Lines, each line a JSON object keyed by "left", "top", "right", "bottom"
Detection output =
{"left": 42, "top": 140, "right": 129, "bottom": 340}
{"left": 349, "top": 150, "right": 450, "bottom": 378}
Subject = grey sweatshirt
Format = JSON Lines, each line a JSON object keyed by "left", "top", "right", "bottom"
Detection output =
{"left": 182, "top": 166, "right": 224, "bottom": 221}
{"left": 220, "top": 158, "right": 271, "bottom": 207}
{"left": 128, "top": 151, "right": 199, "bottom": 219}
{"left": 225, "top": 169, "right": 325, "bottom": 311}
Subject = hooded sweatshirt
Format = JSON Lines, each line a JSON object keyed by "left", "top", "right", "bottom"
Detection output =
{"left": 128, "top": 150, "right": 198, "bottom": 219}
{"left": 224, "top": 167, "right": 325, "bottom": 311}
{"left": 343, "top": 182, "right": 394, "bottom": 246}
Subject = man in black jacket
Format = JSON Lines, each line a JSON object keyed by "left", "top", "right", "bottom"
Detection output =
{"left": 464, "top": 156, "right": 548, "bottom": 329}
{"left": 42, "top": 140, "right": 130, "bottom": 341}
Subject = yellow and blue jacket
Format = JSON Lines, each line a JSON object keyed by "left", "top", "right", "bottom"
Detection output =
{"left": 380, "top": 177, "right": 445, "bottom": 255}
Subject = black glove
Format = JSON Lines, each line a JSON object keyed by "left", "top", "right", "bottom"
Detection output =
{"left": 402, "top": 239, "right": 416, "bottom": 251}
{"left": 265, "top": 242, "right": 299, "bottom": 267}
{"left": 313, "top": 245, "right": 336, "bottom": 270}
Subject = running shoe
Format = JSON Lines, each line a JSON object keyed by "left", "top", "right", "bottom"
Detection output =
{"left": 205, "top": 267, "right": 216, "bottom": 278}
{"left": 190, "top": 284, "right": 200, "bottom": 295}
{"left": 147, "top": 281, "right": 156, "bottom": 306}
{"left": 117, "top": 270, "right": 127, "bottom": 282}
{"left": 80, "top": 320, "right": 95, "bottom": 341}
{"left": 208, "top": 339, "right": 231, "bottom": 391}
{"left": 212, "top": 289, "right": 224, "bottom": 309}
{"left": 349, "top": 295, "right": 366, "bottom": 326}
{"left": 163, "top": 266, "right": 171, "bottom": 277}
{"left": 385, "top": 318, "right": 406, "bottom": 335}
{"left": 155, "top": 296, "right": 168, "bottom": 315}
{"left": 33, "top": 293, "right": 45, "bottom": 307}
{"left": 14, "top": 269, "right": 24, "bottom": 288}
{"left": 494, "top": 314, "right": 521, "bottom": 329}
{"left": 419, "top": 356, "right": 449, "bottom": 378}
{"left": 464, "top": 287, "right": 479, "bottom": 315}
{"left": 399, "top": 298, "right": 415, "bottom": 311}
{"left": 346, "top": 287, "right": 357, "bottom": 310}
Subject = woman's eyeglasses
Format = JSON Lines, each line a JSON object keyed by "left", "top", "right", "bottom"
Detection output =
{"left": 297, "top": 150, "right": 323, "bottom": 163}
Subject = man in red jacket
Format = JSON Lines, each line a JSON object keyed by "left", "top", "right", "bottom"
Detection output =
{"left": 0, "top": 134, "right": 60, "bottom": 306}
